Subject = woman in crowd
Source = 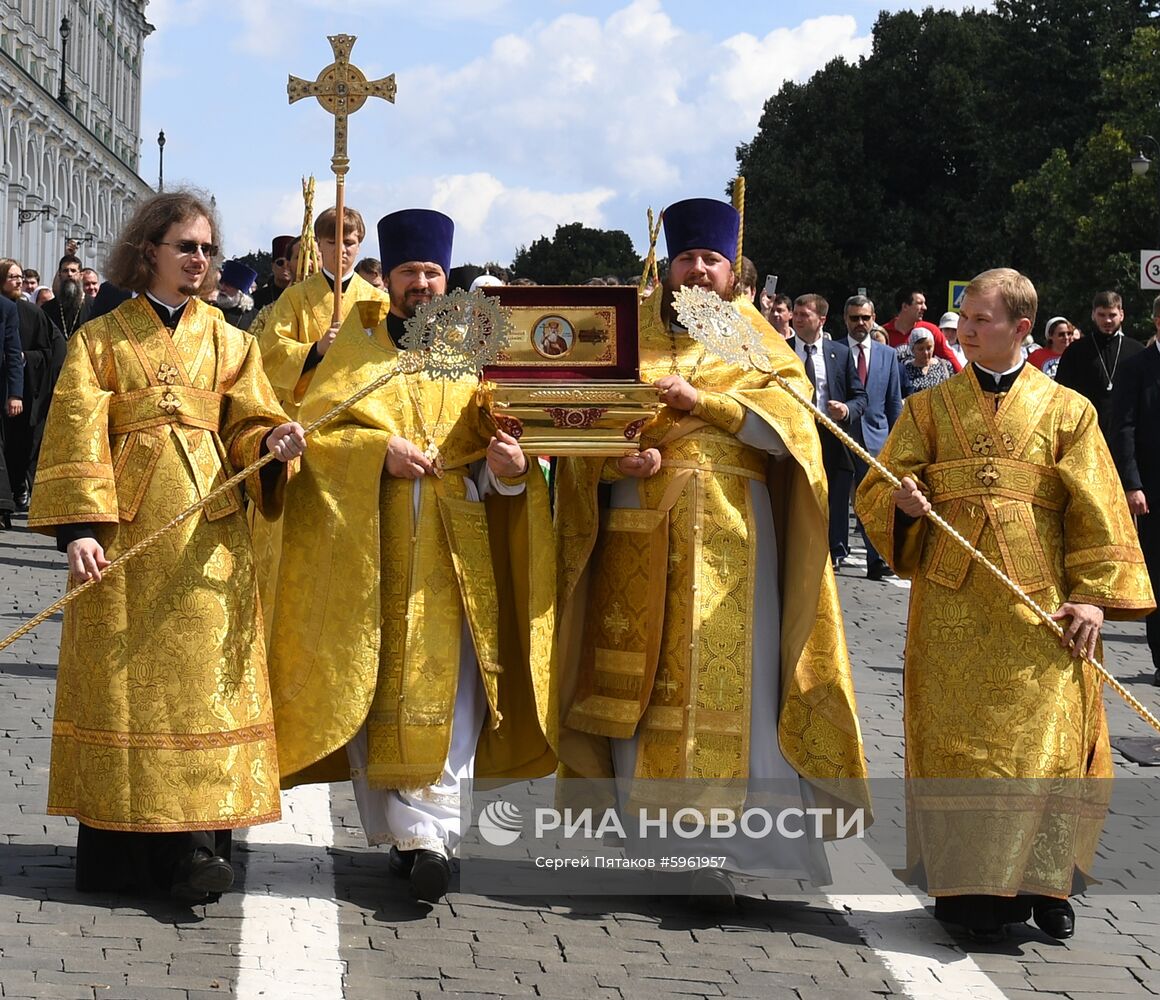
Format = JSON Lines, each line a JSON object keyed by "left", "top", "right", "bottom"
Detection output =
{"left": 902, "top": 325, "right": 955, "bottom": 396}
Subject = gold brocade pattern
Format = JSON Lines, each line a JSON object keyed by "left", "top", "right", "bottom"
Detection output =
{"left": 855, "top": 365, "right": 1154, "bottom": 894}
{"left": 269, "top": 311, "right": 556, "bottom": 792}
{"left": 556, "top": 292, "right": 871, "bottom": 827}
{"left": 29, "top": 296, "right": 291, "bottom": 832}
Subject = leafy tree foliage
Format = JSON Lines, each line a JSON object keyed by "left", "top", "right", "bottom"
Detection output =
{"left": 736, "top": 0, "right": 1160, "bottom": 335}
{"left": 511, "top": 223, "right": 642, "bottom": 285}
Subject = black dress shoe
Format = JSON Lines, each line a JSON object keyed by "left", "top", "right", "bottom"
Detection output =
{"left": 14, "top": 491, "right": 28, "bottom": 512}
{"left": 1153, "top": 669, "right": 1160, "bottom": 688}
{"left": 387, "top": 845, "right": 415, "bottom": 879}
{"left": 1033, "top": 898, "right": 1075, "bottom": 940}
{"left": 409, "top": 849, "right": 450, "bottom": 903}
{"left": 687, "top": 867, "right": 736, "bottom": 910}
{"left": 170, "top": 848, "right": 234, "bottom": 904}
{"left": 867, "top": 563, "right": 895, "bottom": 581}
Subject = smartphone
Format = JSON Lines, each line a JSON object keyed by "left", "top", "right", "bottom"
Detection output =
{"left": 763, "top": 274, "right": 778, "bottom": 297}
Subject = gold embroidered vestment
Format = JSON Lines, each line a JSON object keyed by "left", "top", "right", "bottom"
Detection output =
{"left": 556, "top": 293, "right": 871, "bottom": 827}
{"left": 267, "top": 308, "right": 556, "bottom": 791}
{"left": 855, "top": 366, "right": 1154, "bottom": 896}
{"left": 29, "top": 296, "right": 291, "bottom": 832}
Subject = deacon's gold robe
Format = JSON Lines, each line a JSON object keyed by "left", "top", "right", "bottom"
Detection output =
{"left": 256, "top": 270, "right": 387, "bottom": 418}
{"left": 556, "top": 292, "right": 871, "bottom": 830}
{"left": 856, "top": 365, "right": 1154, "bottom": 897}
{"left": 29, "top": 296, "right": 291, "bottom": 832}
{"left": 267, "top": 302, "right": 556, "bottom": 791}
{"left": 252, "top": 270, "right": 388, "bottom": 640}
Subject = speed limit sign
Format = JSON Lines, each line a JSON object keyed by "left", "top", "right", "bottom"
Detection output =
{"left": 1142, "top": 250, "right": 1160, "bottom": 290}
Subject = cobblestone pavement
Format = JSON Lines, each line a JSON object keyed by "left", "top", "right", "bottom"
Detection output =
{"left": 0, "top": 515, "right": 1158, "bottom": 999}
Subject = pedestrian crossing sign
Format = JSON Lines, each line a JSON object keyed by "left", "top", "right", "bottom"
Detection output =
{"left": 948, "top": 280, "right": 969, "bottom": 312}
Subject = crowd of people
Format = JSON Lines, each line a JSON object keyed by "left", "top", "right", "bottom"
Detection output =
{"left": 3, "top": 187, "right": 1158, "bottom": 952}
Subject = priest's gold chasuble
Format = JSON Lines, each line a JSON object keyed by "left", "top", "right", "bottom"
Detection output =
{"left": 856, "top": 366, "right": 1154, "bottom": 897}
{"left": 268, "top": 306, "right": 556, "bottom": 791}
{"left": 29, "top": 296, "right": 291, "bottom": 832}
{"left": 556, "top": 292, "right": 871, "bottom": 828}
{"left": 252, "top": 269, "right": 387, "bottom": 639}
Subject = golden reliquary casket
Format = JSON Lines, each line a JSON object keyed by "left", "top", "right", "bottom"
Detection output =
{"left": 478, "top": 285, "right": 660, "bottom": 456}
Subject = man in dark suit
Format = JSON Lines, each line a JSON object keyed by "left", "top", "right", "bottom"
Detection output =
{"left": 0, "top": 291, "right": 24, "bottom": 526}
{"left": 836, "top": 295, "right": 904, "bottom": 579}
{"left": 1111, "top": 293, "right": 1160, "bottom": 682}
{"left": 786, "top": 293, "right": 867, "bottom": 567}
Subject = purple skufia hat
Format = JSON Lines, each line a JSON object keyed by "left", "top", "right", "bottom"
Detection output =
{"left": 662, "top": 198, "right": 739, "bottom": 260}
{"left": 377, "top": 209, "right": 454, "bottom": 276}
{"left": 220, "top": 260, "right": 258, "bottom": 293}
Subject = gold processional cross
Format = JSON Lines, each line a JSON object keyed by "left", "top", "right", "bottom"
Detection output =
{"left": 288, "top": 34, "right": 396, "bottom": 323}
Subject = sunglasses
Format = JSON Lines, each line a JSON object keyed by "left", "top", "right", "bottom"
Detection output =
{"left": 157, "top": 240, "right": 220, "bottom": 257}
{"left": 848, "top": 314, "right": 873, "bottom": 322}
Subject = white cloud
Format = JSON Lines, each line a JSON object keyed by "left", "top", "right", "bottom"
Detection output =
{"left": 149, "top": 0, "right": 952, "bottom": 263}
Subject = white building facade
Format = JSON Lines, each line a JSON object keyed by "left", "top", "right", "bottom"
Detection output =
{"left": 0, "top": 0, "right": 153, "bottom": 277}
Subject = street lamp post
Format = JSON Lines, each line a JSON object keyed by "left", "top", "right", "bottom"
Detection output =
{"left": 158, "top": 130, "right": 166, "bottom": 191}
{"left": 1132, "top": 135, "right": 1160, "bottom": 249}
{"left": 57, "top": 15, "right": 71, "bottom": 109}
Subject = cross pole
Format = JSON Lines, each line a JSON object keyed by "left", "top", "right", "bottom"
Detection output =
{"left": 288, "top": 34, "right": 396, "bottom": 324}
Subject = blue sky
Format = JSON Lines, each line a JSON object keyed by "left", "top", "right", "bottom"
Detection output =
{"left": 140, "top": 0, "right": 985, "bottom": 266}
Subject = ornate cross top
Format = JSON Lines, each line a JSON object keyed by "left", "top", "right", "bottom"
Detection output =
{"left": 288, "top": 34, "right": 396, "bottom": 177}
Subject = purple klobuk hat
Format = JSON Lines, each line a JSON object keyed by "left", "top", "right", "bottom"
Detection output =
{"left": 271, "top": 235, "right": 295, "bottom": 260}
{"left": 662, "top": 198, "right": 739, "bottom": 261}
{"left": 220, "top": 259, "right": 258, "bottom": 293}
{"left": 378, "top": 209, "right": 454, "bottom": 277}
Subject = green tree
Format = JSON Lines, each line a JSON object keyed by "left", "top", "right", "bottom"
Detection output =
{"left": 735, "top": 0, "right": 1160, "bottom": 325}
{"left": 510, "top": 223, "right": 642, "bottom": 284}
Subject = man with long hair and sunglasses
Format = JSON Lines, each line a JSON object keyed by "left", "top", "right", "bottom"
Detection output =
{"left": 28, "top": 189, "right": 307, "bottom": 904}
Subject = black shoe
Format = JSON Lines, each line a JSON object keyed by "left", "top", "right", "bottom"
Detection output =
{"left": 14, "top": 491, "right": 28, "bottom": 512}
{"left": 387, "top": 845, "right": 415, "bottom": 879}
{"left": 687, "top": 868, "right": 736, "bottom": 910}
{"left": 867, "top": 563, "right": 895, "bottom": 581}
{"left": 170, "top": 848, "right": 234, "bottom": 904}
{"left": 409, "top": 849, "right": 450, "bottom": 903}
{"left": 1153, "top": 669, "right": 1160, "bottom": 688}
{"left": 1033, "top": 899, "right": 1075, "bottom": 940}
{"left": 831, "top": 556, "right": 844, "bottom": 571}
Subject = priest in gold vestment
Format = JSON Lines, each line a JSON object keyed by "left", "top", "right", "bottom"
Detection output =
{"left": 556, "top": 198, "right": 871, "bottom": 904}
{"left": 267, "top": 210, "right": 555, "bottom": 904}
{"left": 252, "top": 207, "right": 387, "bottom": 644}
{"left": 29, "top": 191, "right": 306, "bottom": 903}
{"left": 856, "top": 268, "right": 1154, "bottom": 943}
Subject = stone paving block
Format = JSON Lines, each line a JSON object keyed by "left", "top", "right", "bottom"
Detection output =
{"left": 1024, "top": 974, "right": 1148, "bottom": 994}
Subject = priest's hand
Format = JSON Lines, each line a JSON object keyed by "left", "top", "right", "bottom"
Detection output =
{"left": 1127, "top": 489, "right": 1149, "bottom": 516}
{"left": 386, "top": 435, "right": 434, "bottom": 479}
{"left": 316, "top": 321, "right": 342, "bottom": 358}
{"left": 486, "top": 429, "right": 528, "bottom": 478}
{"left": 1051, "top": 602, "right": 1104, "bottom": 661}
{"left": 6, "top": 397, "right": 21, "bottom": 418}
{"left": 618, "top": 448, "right": 662, "bottom": 478}
{"left": 266, "top": 422, "right": 307, "bottom": 462}
{"left": 892, "top": 476, "right": 931, "bottom": 517}
{"left": 67, "top": 538, "right": 110, "bottom": 583}
{"left": 654, "top": 374, "right": 697, "bottom": 412}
